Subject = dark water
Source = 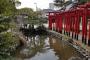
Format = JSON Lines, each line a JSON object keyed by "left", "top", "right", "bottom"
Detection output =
{"left": 13, "top": 35, "right": 82, "bottom": 60}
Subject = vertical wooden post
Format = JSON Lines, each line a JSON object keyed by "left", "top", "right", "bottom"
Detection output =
{"left": 76, "top": 10, "right": 80, "bottom": 40}
{"left": 68, "top": 13, "right": 70, "bottom": 37}
{"left": 78, "top": 5, "right": 87, "bottom": 44}
{"left": 64, "top": 13, "right": 66, "bottom": 35}
{"left": 55, "top": 13, "right": 59, "bottom": 32}
{"left": 57, "top": 14, "right": 60, "bottom": 32}
{"left": 74, "top": 11, "right": 77, "bottom": 39}
{"left": 65, "top": 13, "right": 68, "bottom": 36}
{"left": 75, "top": 10, "right": 80, "bottom": 40}
{"left": 82, "top": 9, "right": 87, "bottom": 44}
{"left": 88, "top": 22, "right": 90, "bottom": 46}
{"left": 48, "top": 13, "right": 52, "bottom": 30}
{"left": 73, "top": 16, "right": 75, "bottom": 39}
{"left": 59, "top": 14, "right": 63, "bottom": 34}
{"left": 71, "top": 13, "right": 74, "bottom": 38}
{"left": 67, "top": 12, "right": 69, "bottom": 36}
{"left": 63, "top": 14, "right": 65, "bottom": 34}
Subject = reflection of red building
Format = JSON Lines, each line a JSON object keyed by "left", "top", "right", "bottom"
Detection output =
{"left": 49, "top": 36, "right": 80, "bottom": 60}
{"left": 48, "top": 2, "right": 90, "bottom": 46}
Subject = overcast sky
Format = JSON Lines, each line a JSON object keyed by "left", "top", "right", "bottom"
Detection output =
{"left": 17, "top": 0, "right": 53, "bottom": 10}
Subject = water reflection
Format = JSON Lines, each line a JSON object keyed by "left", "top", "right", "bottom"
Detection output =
{"left": 15, "top": 35, "right": 82, "bottom": 60}
{"left": 49, "top": 36, "right": 82, "bottom": 60}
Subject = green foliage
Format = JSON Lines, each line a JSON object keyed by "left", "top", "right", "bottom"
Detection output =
{"left": 16, "top": 8, "right": 44, "bottom": 24}
{"left": 0, "top": 24, "right": 9, "bottom": 32}
{"left": 0, "top": 16, "right": 11, "bottom": 32}
{"left": 0, "top": 0, "right": 20, "bottom": 59}
{"left": 0, "top": 0, "right": 16, "bottom": 16}
{"left": 16, "top": 8, "right": 37, "bottom": 20}
{"left": 79, "top": 0, "right": 87, "bottom": 4}
{"left": 0, "top": 0, "right": 18, "bottom": 32}
{"left": 54, "top": 0, "right": 75, "bottom": 7}
{"left": 54, "top": 0, "right": 65, "bottom": 7}
{"left": 54, "top": 0, "right": 88, "bottom": 7}
{"left": 15, "top": 0, "right": 21, "bottom": 7}
{"left": 0, "top": 32, "right": 20, "bottom": 57}
{"left": 16, "top": 7, "right": 46, "bottom": 25}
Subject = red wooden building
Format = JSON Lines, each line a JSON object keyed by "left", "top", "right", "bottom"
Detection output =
{"left": 48, "top": 2, "right": 90, "bottom": 46}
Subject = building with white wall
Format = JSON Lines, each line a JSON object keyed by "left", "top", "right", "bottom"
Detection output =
{"left": 41, "top": 9, "right": 55, "bottom": 18}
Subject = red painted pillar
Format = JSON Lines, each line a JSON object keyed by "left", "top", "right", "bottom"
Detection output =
{"left": 65, "top": 16, "right": 67, "bottom": 34}
{"left": 74, "top": 10, "right": 79, "bottom": 40}
{"left": 71, "top": 11, "right": 75, "bottom": 39}
{"left": 59, "top": 14, "right": 63, "bottom": 33}
{"left": 82, "top": 14, "right": 84, "bottom": 42}
{"left": 67, "top": 14, "right": 69, "bottom": 32}
{"left": 82, "top": 10, "right": 87, "bottom": 44}
{"left": 55, "top": 13, "right": 57, "bottom": 31}
{"left": 75, "top": 14, "right": 77, "bottom": 39}
{"left": 76, "top": 10, "right": 80, "bottom": 40}
{"left": 88, "top": 22, "right": 90, "bottom": 46}
{"left": 74, "top": 12, "right": 77, "bottom": 39}
{"left": 70, "top": 14, "right": 74, "bottom": 38}
{"left": 72, "top": 15, "right": 75, "bottom": 38}
{"left": 86, "top": 2, "right": 90, "bottom": 46}
{"left": 63, "top": 13, "right": 66, "bottom": 34}
{"left": 55, "top": 13, "right": 59, "bottom": 32}
{"left": 67, "top": 13, "right": 70, "bottom": 36}
{"left": 69, "top": 13, "right": 71, "bottom": 32}
{"left": 78, "top": 5, "right": 87, "bottom": 44}
{"left": 48, "top": 14, "right": 52, "bottom": 30}
{"left": 65, "top": 13, "right": 68, "bottom": 35}
{"left": 69, "top": 14, "right": 72, "bottom": 36}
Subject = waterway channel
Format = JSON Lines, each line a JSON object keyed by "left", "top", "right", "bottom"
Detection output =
{"left": 4, "top": 35, "right": 84, "bottom": 60}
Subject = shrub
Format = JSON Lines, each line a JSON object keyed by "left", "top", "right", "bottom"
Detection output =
{"left": 0, "top": 32, "right": 20, "bottom": 57}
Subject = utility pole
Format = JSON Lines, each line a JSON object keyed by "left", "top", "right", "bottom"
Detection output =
{"left": 34, "top": 3, "right": 39, "bottom": 24}
{"left": 34, "top": 3, "right": 38, "bottom": 11}
{"left": 34, "top": 3, "right": 38, "bottom": 18}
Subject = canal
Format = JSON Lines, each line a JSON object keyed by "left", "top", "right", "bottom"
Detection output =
{"left": 10, "top": 35, "right": 83, "bottom": 60}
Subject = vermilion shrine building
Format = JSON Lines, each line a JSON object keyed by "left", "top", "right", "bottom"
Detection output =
{"left": 48, "top": 2, "right": 90, "bottom": 46}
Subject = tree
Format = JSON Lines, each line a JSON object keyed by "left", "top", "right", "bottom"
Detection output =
{"left": 16, "top": 8, "right": 39, "bottom": 24}
{"left": 0, "top": 32, "right": 20, "bottom": 57}
{"left": 54, "top": 0, "right": 66, "bottom": 7}
{"left": 54, "top": 0, "right": 89, "bottom": 8}
{"left": 0, "top": 17, "right": 11, "bottom": 32}
{"left": 0, "top": 0, "right": 21, "bottom": 58}
{"left": 0, "top": 0, "right": 17, "bottom": 16}
{"left": 0, "top": 0, "right": 21, "bottom": 32}
{"left": 78, "top": 0, "right": 87, "bottom": 4}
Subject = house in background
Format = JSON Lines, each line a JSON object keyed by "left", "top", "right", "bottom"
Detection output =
{"left": 41, "top": 9, "right": 55, "bottom": 18}
{"left": 49, "top": 3, "right": 61, "bottom": 10}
